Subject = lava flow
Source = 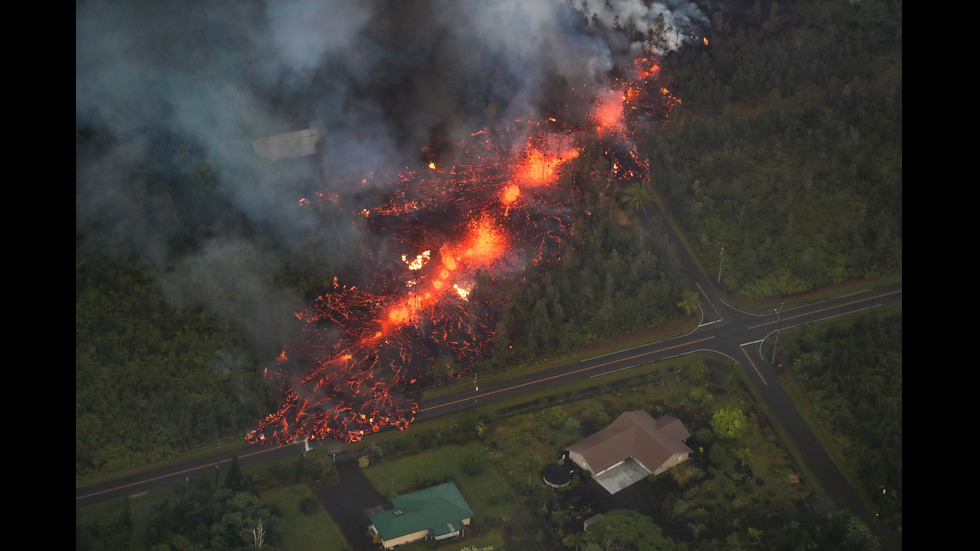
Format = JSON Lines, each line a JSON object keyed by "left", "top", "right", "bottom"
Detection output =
{"left": 247, "top": 53, "right": 675, "bottom": 445}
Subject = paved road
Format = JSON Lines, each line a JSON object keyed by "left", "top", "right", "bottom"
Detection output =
{"left": 75, "top": 196, "right": 900, "bottom": 539}
{"left": 75, "top": 440, "right": 311, "bottom": 508}
{"left": 76, "top": 189, "right": 901, "bottom": 547}
{"left": 77, "top": 282, "right": 901, "bottom": 522}
{"left": 76, "top": 287, "right": 901, "bottom": 551}
{"left": 418, "top": 281, "right": 902, "bottom": 532}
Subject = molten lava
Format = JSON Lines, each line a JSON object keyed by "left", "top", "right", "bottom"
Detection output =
{"left": 594, "top": 90, "right": 626, "bottom": 136}
{"left": 512, "top": 135, "right": 580, "bottom": 187}
{"left": 247, "top": 52, "right": 678, "bottom": 445}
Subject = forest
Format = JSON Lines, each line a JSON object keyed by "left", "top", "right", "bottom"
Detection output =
{"left": 779, "top": 308, "right": 903, "bottom": 525}
{"left": 653, "top": 0, "right": 901, "bottom": 299}
{"left": 468, "top": 0, "right": 902, "bottom": 373}
{"left": 77, "top": 1, "right": 900, "bottom": 548}
{"left": 76, "top": 0, "right": 900, "bottom": 480}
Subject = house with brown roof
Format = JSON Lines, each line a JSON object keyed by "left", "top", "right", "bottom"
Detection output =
{"left": 567, "top": 411, "right": 692, "bottom": 494}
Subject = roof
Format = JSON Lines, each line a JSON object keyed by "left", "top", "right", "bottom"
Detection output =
{"left": 251, "top": 123, "right": 323, "bottom": 161}
{"left": 567, "top": 411, "right": 692, "bottom": 475}
{"left": 369, "top": 482, "right": 475, "bottom": 541}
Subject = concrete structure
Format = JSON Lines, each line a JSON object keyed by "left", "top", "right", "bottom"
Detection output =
{"left": 567, "top": 411, "right": 692, "bottom": 494}
{"left": 367, "top": 481, "right": 474, "bottom": 548}
{"left": 251, "top": 122, "right": 323, "bottom": 161}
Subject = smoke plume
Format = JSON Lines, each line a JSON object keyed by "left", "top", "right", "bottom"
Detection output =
{"left": 76, "top": 0, "right": 711, "bottom": 357}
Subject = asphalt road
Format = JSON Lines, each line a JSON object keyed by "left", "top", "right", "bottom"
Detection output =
{"left": 77, "top": 189, "right": 902, "bottom": 549}
{"left": 418, "top": 280, "right": 903, "bottom": 531}
{"left": 76, "top": 280, "right": 901, "bottom": 528}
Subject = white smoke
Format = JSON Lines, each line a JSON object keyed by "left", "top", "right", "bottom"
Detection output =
{"left": 76, "top": 0, "right": 713, "bottom": 353}
{"left": 576, "top": 0, "right": 711, "bottom": 55}
{"left": 266, "top": 0, "right": 373, "bottom": 78}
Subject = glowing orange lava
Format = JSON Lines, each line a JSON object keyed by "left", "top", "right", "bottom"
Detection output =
{"left": 247, "top": 48, "right": 679, "bottom": 446}
{"left": 460, "top": 215, "right": 507, "bottom": 265}
{"left": 594, "top": 90, "right": 626, "bottom": 136}
{"left": 500, "top": 184, "right": 521, "bottom": 205}
{"left": 511, "top": 136, "right": 580, "bottom": 189}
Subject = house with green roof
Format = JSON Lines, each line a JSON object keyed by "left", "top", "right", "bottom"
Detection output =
{"left": 367, "top": 481, "right": 475, "bottom": 548}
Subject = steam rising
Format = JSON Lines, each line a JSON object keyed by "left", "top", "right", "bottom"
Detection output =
{"left": 76, "top": 0, "right": 711, "bottom": 355}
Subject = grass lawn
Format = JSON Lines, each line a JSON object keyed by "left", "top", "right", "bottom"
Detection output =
{"left": 349, "top": 355, "right": 817, "bottom": 549}
{"left": 77, "top": 352, "right": 843, "bottom": 551}
{"left": 261, "top": 483, "right": 349, "bottom": 551}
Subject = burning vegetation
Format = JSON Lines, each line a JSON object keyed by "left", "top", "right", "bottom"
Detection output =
{"left": 247, "top": 54, "right": 680, "bottom": 445}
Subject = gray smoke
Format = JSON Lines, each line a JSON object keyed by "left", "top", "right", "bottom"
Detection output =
{"left": 76, "top": 0, "right": 712, "bottom": 354}
{"left": 577, "top": 0, "right": 710, "bottom": 55}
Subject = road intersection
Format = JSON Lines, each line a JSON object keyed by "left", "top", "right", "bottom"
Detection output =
{"left": 78, "top": 279, "right": 901, "bottom": 540}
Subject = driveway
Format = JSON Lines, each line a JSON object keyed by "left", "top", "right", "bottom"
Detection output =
{"left": 318, "top": 456, "right": 387, "bottom": 551}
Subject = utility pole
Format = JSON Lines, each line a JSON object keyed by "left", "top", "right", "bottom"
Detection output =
{"left": 771, "top": 303, "right": 784, "bottom": 364}
{"left": 214, "top": 437, "right": 221, "bottom": 485}
{"left": 717, "top": 247, "right": 725, "bottom": 285}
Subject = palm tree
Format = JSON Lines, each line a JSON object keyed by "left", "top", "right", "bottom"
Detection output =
{"left": 723, "top": 362, "right": 741, "bottom": 393}
{"left": 620, "top": 181, "right": 656, "bottom": 214}
{"left": 677, "top": 290, "right": 700, "bottom": 315}
{"left": 551, "top": 508, "right": 571, "bottom": 535}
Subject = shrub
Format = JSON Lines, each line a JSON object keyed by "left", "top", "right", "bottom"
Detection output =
{"left": 299, "top": 497, "right": 320, "bottom": 515}
{"left": 462, "top": 453, "right": 486, "bottom": 476}
{"left": 305, "top": 457, "right": 341, "bottom": 488}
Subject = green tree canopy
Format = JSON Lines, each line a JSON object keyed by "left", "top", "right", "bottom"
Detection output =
{"left": 710, "top": 407, "right": 748, "bottom": 439}
{"left": 570, "top": 509, "right": 676, "bottom": 551}
{"left": 147, "top": 479, "right": 282, "bottom": 551}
